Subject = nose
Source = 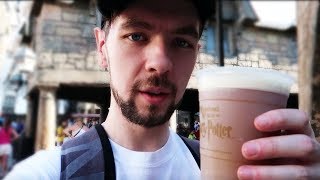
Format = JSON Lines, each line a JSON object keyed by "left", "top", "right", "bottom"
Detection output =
{"left": 144, "top": 37, "right": 172, "bottom": 75}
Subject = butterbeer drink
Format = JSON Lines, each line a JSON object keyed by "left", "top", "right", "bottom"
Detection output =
{"left": 196, "top": 67, "right": 293, "bottom": 180}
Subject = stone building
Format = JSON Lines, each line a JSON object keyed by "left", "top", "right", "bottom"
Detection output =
{"left": 177, "top": 1, "right": 298, "bottom": 134}
{"left": 20, "top": 0, "right": 304, "bottom": 152}
{"left": 0, "top": 1, "right": 34, "bottom": 116}
{"left": 2, "top": 45, "right": 35, "bottom": 116}
{"left": 25, "top": 0, "right": 106, "bottom": 151}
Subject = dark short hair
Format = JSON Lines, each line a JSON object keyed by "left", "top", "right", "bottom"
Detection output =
{"left": 96, "top": 0, "right": 214, "bottom": 37}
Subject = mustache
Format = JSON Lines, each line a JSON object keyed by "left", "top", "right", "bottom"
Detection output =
{"left": 132, "top": 75, "right": 177, "bottom": 93}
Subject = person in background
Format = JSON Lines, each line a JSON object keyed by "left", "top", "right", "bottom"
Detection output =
{"left": 193, "top": 114, "right": 200, "bottom": 140}
{"left": 86, "top": 118, "right": 93, "bottom": 128}
{"left": 15, "top": 120, "right": 24, "bottom": 135}
{"left": 0, "top": 119, "right": 18, "bottom": 176}
{"left": 0, "top": 117, "right": 4, "bottom": 127}
{"left": 4, "top": 0, "right": 320, "bottom": 179}
{"left": 55, "top": 119, "right": 68, "bottom": 146}
{"left": 63, "top": 118, "right": 89, "bottom": 141}
{"left": 188, "top": 130, "right": 196, "bottom": 140}
{"left": 91, "top": 118, "right": 99, "bottom": 127}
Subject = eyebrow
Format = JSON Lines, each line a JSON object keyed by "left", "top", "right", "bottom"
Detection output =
{"left": 173, "top": 25, "right": 199, "bottom": 39}
{"left": 120, "top": 18, "right": 154, "bottom": 31}
{"left": 120, "top": 18, "right": 199, "bottom": 39}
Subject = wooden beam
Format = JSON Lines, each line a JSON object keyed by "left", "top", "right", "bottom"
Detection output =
{"left": 297, "top": 1, "right": 320, "bottom": 137}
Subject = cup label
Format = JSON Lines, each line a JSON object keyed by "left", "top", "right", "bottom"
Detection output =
{"left": 199, "top": 88, "right": 288, "bottom": 179}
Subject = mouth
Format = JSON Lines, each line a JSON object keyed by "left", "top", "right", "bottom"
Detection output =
{"left": 139, "top": 87, "right": 171, "bottom": 104}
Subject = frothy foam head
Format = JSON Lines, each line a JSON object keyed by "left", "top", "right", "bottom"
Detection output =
{"left": 196, "top": 66, "right": 294, "bottom": 95}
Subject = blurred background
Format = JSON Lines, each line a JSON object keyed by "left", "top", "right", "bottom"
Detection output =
{"left": 0, "top": 0, "right": 319, "bottom": 177}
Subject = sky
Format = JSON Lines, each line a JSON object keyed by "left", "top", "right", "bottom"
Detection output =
{"left": 250, "top": 1, "right": 296, "bottom": 30}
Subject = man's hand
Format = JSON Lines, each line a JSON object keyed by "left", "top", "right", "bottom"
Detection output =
{"left": 237, "top": 109, "right": 320, "bottom": 180}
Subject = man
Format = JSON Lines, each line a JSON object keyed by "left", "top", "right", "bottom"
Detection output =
{"left": 62, "top": 118, "right": 89, "bottom": 139}
{"left": 5, "top": 0, "right": 320, "bottom": 179}
{"left": 56, "top": 118, "right": 68, "bottom": 146}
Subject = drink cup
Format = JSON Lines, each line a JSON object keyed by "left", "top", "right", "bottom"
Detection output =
{"left": 196, "top": 66, "right": 293, "bottom": 180}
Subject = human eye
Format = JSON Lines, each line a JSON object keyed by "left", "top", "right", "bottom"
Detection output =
{"left": 127, "top": 33, "right": 146, "bottom": 42}
{"left": 175, "top": 38, "right": 193, "bottom": 49}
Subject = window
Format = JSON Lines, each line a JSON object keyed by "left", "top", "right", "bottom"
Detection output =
{"left": 201, "top": 24, "right": 234, "bottom": 57}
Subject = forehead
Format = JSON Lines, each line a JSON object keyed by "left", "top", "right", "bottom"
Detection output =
{"left": 128, "top": 0, "right": 198, "bottom": 16}
{"left": 110, "top": 0, "right": 200, "bottom": 30}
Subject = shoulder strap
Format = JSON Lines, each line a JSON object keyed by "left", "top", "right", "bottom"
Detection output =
{"left": 179, "top": 135, "right": 200, "bottom": 169}
{"left": 60, "top": 127, "right": 105, "bottom": 179}
{"left": 60, "top": 125, "right": 117, "bottom": 180}
{"left": 95, "top": 124, "right": 116, "bottom": 180}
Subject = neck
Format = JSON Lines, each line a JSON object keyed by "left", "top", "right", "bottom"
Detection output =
{"left": 101, "top": 104, "right": 170, "bottom": 152}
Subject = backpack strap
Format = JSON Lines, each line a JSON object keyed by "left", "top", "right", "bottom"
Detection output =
{"left": 60, "top": 125, "right": 116, "bottom": 180}
{"left": 61, "top": 125, "right": 200, "bottom": 179}
{"left": 95, "top": 124, "right": 116, "bottom": 180}
{"left": 60, "top": 127, "right": 105, "bottom": 179}
{"left": 179, "top": 135, "right": 200, "bottom": 169}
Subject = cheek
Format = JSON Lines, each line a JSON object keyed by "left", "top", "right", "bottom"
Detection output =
{"left": 107, "top": 44, "right": 143, "bottom": 95}
{"left": 173, "top": 55, "right": 196, "bottom": 102}
{"left": 109, "top": 61, "right": 133, "bottom": 95}
{"left": 174, "top": 53, "right": 196, "bottom": 80}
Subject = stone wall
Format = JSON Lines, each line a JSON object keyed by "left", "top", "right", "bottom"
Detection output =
{"left": 32, "top": 2, "right": 299, "bottom": 92}
{"left": 193, "top": 26, "right": 298, "bottom": 92}
{"left": 34, "top": 3, "right": 99, "bottom": 72}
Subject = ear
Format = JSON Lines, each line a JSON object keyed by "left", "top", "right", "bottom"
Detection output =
{"left": 195, "top": 43, "right": 201, "bottom": 58}
{"left": 94, "top": 27, "right": 108, "bottom": 69}
{"left": 197, "top": 43, "right": 201, "bottom": 51}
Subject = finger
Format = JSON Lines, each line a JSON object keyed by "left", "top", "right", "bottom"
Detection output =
{"left": 242, "top": 134, "right": 319, "bottom": 161}
{"left": 237, "top": 165, "right": 320, "bottom": 180}
{"left": 254, "top": 109, "right": 314, "bottom": 136}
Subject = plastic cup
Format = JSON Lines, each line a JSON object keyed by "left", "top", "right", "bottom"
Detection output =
{"left": 196, "top": 66, "right": 293, "bottom": 180}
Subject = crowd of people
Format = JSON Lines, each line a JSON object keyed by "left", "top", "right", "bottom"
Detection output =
{"left": 176, "top": 114, "right": 200, "bottom": 140}
{"left": 0, "top": 114, "right": 100, "bottom": 177}
{"left": 0, "top": 117, "right": 24, "bottom": 177}
{"left": 55, "top": 116, "right": 100, "bottom": 146}
{"left": 4, "top": 0, "right": 320, "bottom": 179}
{"left": 0, "top": 113, "right": 200, "bottom": 177}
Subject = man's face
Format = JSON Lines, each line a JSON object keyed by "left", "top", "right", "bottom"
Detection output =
{"left": 100, "top": 0, "right": 200, "bottom": 128}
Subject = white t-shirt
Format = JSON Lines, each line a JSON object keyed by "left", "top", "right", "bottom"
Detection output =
{"left": 5, "top": 130, "right": 200, "bottom": 180}
{"left": 5, "top": 147, "right": 61, "bottom": 180}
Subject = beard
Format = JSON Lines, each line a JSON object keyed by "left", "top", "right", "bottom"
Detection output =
{"left": 111, "top": 75, "right": 178, "bottom": 128}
